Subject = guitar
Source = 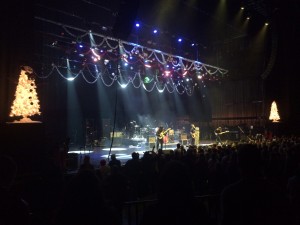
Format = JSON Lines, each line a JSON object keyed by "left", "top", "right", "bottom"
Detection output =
{"left": 158, "top": 128, "right": 171, "bottom": 139}
{"left": 190, "top": 132, "right": 196, "bottom": 139}
{"left": 215, "top": 130, "right": 230, "bottom": 135}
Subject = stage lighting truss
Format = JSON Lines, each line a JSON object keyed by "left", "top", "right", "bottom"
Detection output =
{"left": 36, "top": 17, "right": 229, "bottom": 95}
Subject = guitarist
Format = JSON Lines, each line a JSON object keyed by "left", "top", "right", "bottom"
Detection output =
{"left": 155, "top": 126, "right": 169, "bottom": 151}
{"left": 190, "top": 124, "right": 196, "bottom": 146}
{"left": 214, "top": 127, "right": 229, "bottom": 145}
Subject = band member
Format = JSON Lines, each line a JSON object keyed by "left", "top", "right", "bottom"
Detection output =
{"left": 157, "top": 126, "right": 170, "bottom": 150}
{"left": 214, "top": 127, "right": 223, "bottom": 144}
{"left": 214, "top": 127, "right": 229, "bottom": 145}
{"left": 190, "top": 124, "right": 196, "bottom": 146}
{"left": 155, "top": 126, "right": 164, "bottom": 151}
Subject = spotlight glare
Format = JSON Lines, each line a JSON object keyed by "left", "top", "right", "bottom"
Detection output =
{"left": 178, "top": 38, "right": 182, "bottom": 42}
{"left": 135, "top": 23, "right": 140, "bottom": 27}
{"left": 66, "top": 77, "right": 75, "bottom": 81}
{"left": 153, "top": 29, "right": 158, "bottom": 34}
{"left": 164, "top": 71, "right": 171, "bottom": 76}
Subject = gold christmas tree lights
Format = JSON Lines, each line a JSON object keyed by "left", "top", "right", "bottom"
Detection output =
{"left": 9, "top": 66, "right": 41, "bottom": 123}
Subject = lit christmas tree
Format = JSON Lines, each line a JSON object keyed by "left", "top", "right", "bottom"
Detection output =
{"left": 269, "top": 101, "right": 280, "bottom": 123}
{"left": 9, "top": 66, "right": 41, "bottom": 123}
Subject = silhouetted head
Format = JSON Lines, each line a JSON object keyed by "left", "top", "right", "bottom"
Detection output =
{"left": 157, "top": 160, "right": 194, "bottom": 205}
{"left": 100, "top": 159, "right": 106, "bottom": 166}
{"left": 83, "top": 155, "right": 91, "bottom": 164}
{"left": 237, "top": 144, "right": 261, "bottom": 177}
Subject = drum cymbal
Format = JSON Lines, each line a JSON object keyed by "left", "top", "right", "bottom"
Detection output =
{"left": 134, "top": 125, "right": 140, "bottom": 127}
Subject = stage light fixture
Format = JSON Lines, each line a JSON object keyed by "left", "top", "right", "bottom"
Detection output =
{"left": 144, "top": 76, "right": 151, "bottom": 83}
{"left": 66, "top": 77, "right": 75, "bottom": 81}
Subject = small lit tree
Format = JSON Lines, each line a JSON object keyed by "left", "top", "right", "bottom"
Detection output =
{"left": 269, "top": 101, "right": 280, "bottom": 123}
{"left": 9, "top": 66, "right": 41, "bottom": 123}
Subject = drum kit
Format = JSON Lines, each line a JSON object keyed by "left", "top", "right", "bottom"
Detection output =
{"left": 132, "top": 124, "right": 152, "bottom": 138}
{"left": 129, "top": 120, "right": 176, "bottom": 143}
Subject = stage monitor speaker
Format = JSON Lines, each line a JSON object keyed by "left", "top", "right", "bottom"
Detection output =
{"left": 163, "top": 149, "right": 173, "bottom": 154}
{"left": 181, "top": 140, "right": 188, "bottom": 145}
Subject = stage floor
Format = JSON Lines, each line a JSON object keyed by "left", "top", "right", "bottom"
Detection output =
{"left": 67, "top": 139, "right": 215, "bottom": 171}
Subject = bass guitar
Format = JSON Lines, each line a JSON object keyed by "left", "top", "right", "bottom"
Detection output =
{"left": 215, "top": 130, "right": 229, "bottom": 135}
{"left": 158, "top": 128, "right": 171, "bottom": 139}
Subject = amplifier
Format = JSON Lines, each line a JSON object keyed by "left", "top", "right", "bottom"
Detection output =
{"left": 148, "top": 136, "right": 156, "bottom": 143}
{"left": 180, "top": 133, "right": 187, "bottom": 140}
{"left": 110, "top": 132, "right": 123, "bottom": 138}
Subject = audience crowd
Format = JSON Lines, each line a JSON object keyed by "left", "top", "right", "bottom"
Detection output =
{"left": 1, "top": 134, "right": 300, "bottom": 225}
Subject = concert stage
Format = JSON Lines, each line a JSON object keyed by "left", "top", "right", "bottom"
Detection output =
{"left": 67, "top": 138, "right": 215, "bottom": 171}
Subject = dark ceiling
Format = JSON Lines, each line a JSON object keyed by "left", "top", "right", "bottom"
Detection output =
{"left": 33, "top": 0, "right": 281, "bottom": 62}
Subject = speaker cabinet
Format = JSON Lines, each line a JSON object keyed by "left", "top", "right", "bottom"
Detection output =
{"left": 180, "top": 133, "right": 187, "bottom": 140}
{"left": 148, "top": 136, "right": 156, "bottom": 143}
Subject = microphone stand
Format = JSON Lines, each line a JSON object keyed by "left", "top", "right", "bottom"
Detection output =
{"left": 238, "top": 126, "right": 252, "bottom": 142}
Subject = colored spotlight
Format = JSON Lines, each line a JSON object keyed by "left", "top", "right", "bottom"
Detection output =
{"left": 144, "top": 76, "right": 151, "bottom": 83}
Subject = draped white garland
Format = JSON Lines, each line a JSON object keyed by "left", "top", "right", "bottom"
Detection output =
{"left": 35, "top": 17, "right": 229, "bottom": 95}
